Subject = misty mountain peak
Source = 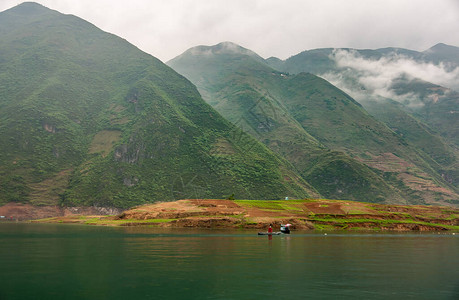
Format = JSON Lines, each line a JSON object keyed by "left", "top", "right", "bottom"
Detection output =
{"left": 424, "top": 43, "right": 458, "bottom": 54}
{"left": 214, "top": 41, "right": 249, "bottom": 52}
{"left": 423, "top": 43, "right": 459, "bottom": 66}
{"left": 187, "top": 41, "right": 263, "bottom": 59}
{"left": 0, "top": 2, "right": 63, "bottom": 31}
{"left": 428, "top": 43, "right": 449, "bottom": 50}
{"left": 3, "top": 2, "right": 49, "bottom": 15}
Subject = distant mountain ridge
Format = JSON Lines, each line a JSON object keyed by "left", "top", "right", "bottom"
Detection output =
{"left": 273, "top": 43, "right": 459, "bottom": 72}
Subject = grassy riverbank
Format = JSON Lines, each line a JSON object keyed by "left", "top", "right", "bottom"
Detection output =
{"left": 31, "top": 199, "right": 459, "bottom": 231}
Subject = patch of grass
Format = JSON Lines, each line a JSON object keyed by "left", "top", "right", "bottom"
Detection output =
{"left": 347, "top": 210, "right": 373, "bottom": 214}
{"left": 313, "top": 224, "right": 335, "bottom": 230}
{"left": 31, "top": 217, "right": 59, "bottom": 222}
{"left": 88, "top": 218, "right": 178, "bottom": 226}
{"left": 235, "top": 200, "right": 307, "bottom": 211}
{"left": 309, "top": 217, "right": 459, "bottom": 230}
{"left": 118, "top": 218, "right": 176, "bottom": 223}
{"left": 445, "top": 214, "right": 459, "bottom": 220}
{"left": 88, "top": 130, "right": 122, "bottom": 157}
{"left": 235, "top": 200, "right": 285, "bottom": 210}
{"left": 84, "top": 217, "right": 101, "bottom": 224}
{"left": 393, "top": 212, "right": 414, "bottom": 219}
{"left": 280, "top": 205, "right": 304, "bottom": 212}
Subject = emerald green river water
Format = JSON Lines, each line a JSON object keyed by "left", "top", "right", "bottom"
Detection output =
{"left": 0, "top": 223, "right": 457, "bottom": 299}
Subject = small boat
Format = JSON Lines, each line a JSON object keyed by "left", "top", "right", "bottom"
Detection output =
{"left": 259, "top": 224, "right": 292, "bottom": 235}
{"left": 257, "top": 232, "right": 283, "bottom": 235}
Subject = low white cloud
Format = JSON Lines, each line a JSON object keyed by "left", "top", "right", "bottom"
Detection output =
{"left": 335, "top": 49, "right": 459, "bottom": 89}
{"left": 321, "top": 49, "right": 459, "bottom": 107}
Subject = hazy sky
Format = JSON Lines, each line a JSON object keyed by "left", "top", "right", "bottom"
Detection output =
{"left": 1, "top": 0, "right": 458, "bottom": 62}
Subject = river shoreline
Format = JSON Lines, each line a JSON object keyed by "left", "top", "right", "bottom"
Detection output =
{"left": 2, "top": 199, "right": 455, "bottom": 231}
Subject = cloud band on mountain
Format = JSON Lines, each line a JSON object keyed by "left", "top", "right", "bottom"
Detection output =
{"left": 321, "top": 49, "right": 459, "bottom": 106}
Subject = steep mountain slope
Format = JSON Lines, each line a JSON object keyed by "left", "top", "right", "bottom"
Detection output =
{"left": 0, "top": 3, "right": 316, "bottom": 208}
{"left": 363, "top": 98, "right": 458, "bottom": 186}
{"left": 263, "top": 72, "right": 458, "bottom": 205}
{"left": 267, "top": 45, "right": 459, "bottom": 197}
{"left": 168, "top": 42, "right": 459, "bottom": 205}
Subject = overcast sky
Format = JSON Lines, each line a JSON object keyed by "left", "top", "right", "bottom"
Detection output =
{"left": 1, "top": 0, "right": 458, "bottom": 62}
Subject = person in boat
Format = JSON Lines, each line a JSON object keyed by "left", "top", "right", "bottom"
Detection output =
{"left": 268, "top": 224, "right": 273, "bottom": 233}
{"left": 280, "top": 224, "right": 291, "bottom": 234}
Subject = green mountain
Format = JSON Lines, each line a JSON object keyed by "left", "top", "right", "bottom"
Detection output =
{"left": 169, "top": 42, "right": 458, "bottom": 205}
{"left": 265, "top": 44, "right": 459, "bottom": 198}
{"left": 0, "top": 3, "right": 316, "bottom": 208}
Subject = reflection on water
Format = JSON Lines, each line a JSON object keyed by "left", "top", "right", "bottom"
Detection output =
{"left": 0, "top": 224, "right": 458, "bottom": 299}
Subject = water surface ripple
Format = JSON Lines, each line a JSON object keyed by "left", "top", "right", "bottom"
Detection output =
{"left": 0, "top": 224, "right": 458, "bottom": 299}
